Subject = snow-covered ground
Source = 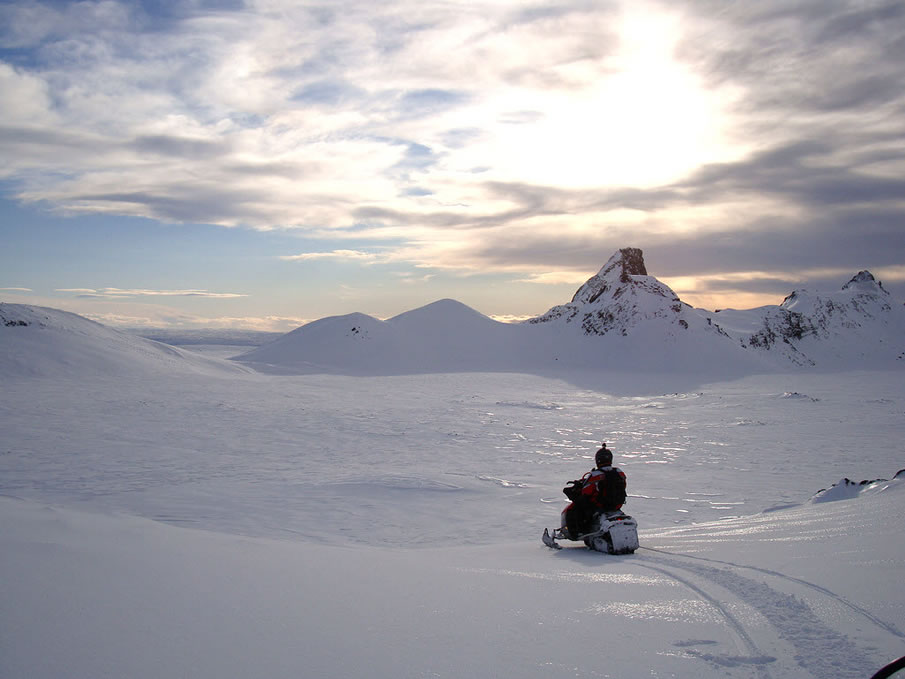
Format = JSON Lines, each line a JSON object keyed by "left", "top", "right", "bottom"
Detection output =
{"left": 2, "top": 363, "right": 904, "bottom": 679}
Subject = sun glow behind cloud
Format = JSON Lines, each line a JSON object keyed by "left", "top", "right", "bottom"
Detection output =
{"left": 471, "top": 6, "right": 744, "bottom": 190}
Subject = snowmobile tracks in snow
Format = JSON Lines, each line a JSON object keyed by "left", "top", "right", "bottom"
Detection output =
{"left": 636, "top": 560, "right": 777, "bottom": 679}
{"left": 635, "top": 548, "right": 901, "bottom": 679}
{"left": 641, "top": 546, "right": 905, "bottom": 641}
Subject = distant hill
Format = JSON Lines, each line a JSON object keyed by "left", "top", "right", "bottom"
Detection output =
{"left": 233, "top": 299, "right": 533, "bottom": 374}
{"left": 0, "top": 303, "right": 250, "bottom": 378}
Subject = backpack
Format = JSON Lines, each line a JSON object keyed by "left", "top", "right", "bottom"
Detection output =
{"left": 596, "top": 467, "right": 626, "bottom": 510}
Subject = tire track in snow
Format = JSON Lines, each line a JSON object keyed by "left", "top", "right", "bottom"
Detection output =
{"left": 638, "top": 553, "right": 875, "bottom": 679}
{"left": 641, "top": 546, "right": 905, "bottom": 640}
{"left": 634, "top": 561, "right": 776, "bottom": 679}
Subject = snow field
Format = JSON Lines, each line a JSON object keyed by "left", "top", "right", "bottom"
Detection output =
{"left": 3, "top": 371, "right": 902, "bottom": 542}
{"left": 2, "top": 368, "right": 904, "bottom": 678}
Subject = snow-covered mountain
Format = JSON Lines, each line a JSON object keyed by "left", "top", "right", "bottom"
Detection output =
{"left": 525, "top": 247, "right": 771, "bottom": 373}
{"left": 238, "top": 246, "right": 904, "bottom": 377}
{"left": 709, "top": 270, "right": 905, "bottom": 368}
{"left": 529, "top": 246, "right": 696, "bottom": 335}
{"left": 528, "top": 247, "right": 905, "bottom": 371}
{"left": 527, "top": 247, "right": 905, "bottom": 367}
{"left": 234, "top": 250, "right": 767, "bottom": 377}
{"left": 0, "top": 303, "right": 249, "bottom": 378}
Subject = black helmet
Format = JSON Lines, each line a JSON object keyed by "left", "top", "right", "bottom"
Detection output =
{"left": 595, "top": 444, "right": 612, "bottom": 468}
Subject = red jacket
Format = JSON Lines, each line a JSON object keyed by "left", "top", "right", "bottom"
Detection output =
{"left": 579, "top": 466, "right": 626, "bottom": 511}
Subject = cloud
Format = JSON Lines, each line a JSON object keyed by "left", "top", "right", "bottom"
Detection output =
{"left": 398, "top": 89, "right": 471, "bottom": 117}
{"left": 56, "top": 288, "right": 247, "bottom": 299}
{"left": 395, "top": 272, "right": 435, "bottom": 285}
{"left": 487, "top": 313, "right": 535, "bottom": 324}
{"left": 279, "top": 250, "right": 382, "bottom": 263}
{"left": 1, "top": 287, "right": 33, "bottom": 292}
{"left": 679, "top": 1, "right": 905, "bottom": 119}
{"left": 130, "top": 134, "right": 231, "bottom": 160}
{"left": 0, "top": 0, "right": 131, "bottom": 50}
{"left": 88, "top": 312, "right": 308, "bottom": 333}
{"left": 514, "top": 272, "right": 590, "bottom": 286}
{"left": 0, "top": 0, "right": 632, "bottom": 230}
{"left": 0, "top": 64, "right": 55, "bottom": 125}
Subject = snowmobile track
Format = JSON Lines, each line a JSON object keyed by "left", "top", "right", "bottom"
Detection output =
{"left": 636, "top": 552, "right": 879, "bottom": 679}
{"left": 640, "top": 546, "right": 905, "bottom": 640}
{"left": 635, "top": 560, "right": 776, "bottom": 678}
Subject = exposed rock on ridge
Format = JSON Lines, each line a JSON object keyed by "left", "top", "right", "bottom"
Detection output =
{"left": 842, "top": 270, "right": 887, "bottom": 294}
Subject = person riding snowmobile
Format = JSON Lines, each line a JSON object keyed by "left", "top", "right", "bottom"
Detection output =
{"left": 563, "top": 443, "right": 627, "bottom": 539}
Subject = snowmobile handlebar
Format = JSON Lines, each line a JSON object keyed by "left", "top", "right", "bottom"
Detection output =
{"left": 562, "top": 480, "right": 583, "bottom": 501}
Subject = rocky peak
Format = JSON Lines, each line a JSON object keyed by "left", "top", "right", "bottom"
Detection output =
{"left": 529, "top": 247, "right": 701, "bottom": 337}
{"left": 597, "top": 247, "right": 648, "bottom": 281}
{"left": 842, "top": 270, "right": 887, "bottom": 295}
{"left": 571, "top": 247, "right": 650, "bottom": 305}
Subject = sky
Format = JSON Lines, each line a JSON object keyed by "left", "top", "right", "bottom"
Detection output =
{"left": 1, "top": 0, "right": 904, "bottom": 331}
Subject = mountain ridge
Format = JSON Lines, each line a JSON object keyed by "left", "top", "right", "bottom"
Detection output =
{"left": 3, "top": 248, "right": 903, "bottom": 378}
{"left": 710, "top": 267, "right": 904, "bottom": 367}
{"left": 234, "top": 248, "right": 903, "bottom": 376}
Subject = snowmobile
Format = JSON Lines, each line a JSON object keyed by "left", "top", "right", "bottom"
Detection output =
{"left": 542, "top": 509, "right": 639, "bottom": 553}
{"left": 542, "top": 481, "right": 639, "bottom": 553}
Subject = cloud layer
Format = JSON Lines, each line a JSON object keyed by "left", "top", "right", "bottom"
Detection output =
{"left": 2, "top": 0, "right": 904, "bottom": 307}
{"left": 55, "top": 288, "right": 246, "bottom": 299}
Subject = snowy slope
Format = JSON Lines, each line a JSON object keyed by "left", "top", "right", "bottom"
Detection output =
{"left": 234, "top": 310, "right": 401, "bottom": 373}
{"left": 0, "top": 303, "right": 249, "bottom": 377}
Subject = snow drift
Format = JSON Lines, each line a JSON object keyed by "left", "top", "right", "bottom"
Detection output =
{"left": 810, "top": 469, "right": 905, "bottom": 503}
